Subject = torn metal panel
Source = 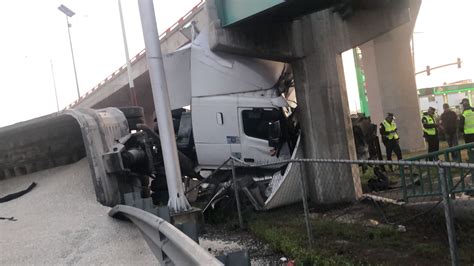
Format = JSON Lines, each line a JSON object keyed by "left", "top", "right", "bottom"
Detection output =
{"left": 263, "top": 135, "right": 303, "bottom": 210}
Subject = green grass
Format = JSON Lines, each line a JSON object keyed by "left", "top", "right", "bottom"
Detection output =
{"left": 360, "top": 167, "right": 374, "bottom": 186}
{"left": 413, "top": 243, "right": 445, "bottom": 258}
{"left": 233, "top": 204, "right": 474, "bottom": 265}
{"left": 245, "top": 205, "right": 411, "bottom": 265}
{"left": 249, "top": 219, "right": 353, "bottom": 265}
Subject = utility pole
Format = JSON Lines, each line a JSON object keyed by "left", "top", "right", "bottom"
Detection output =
{"left": 50, "top": 60, "right": 60, "bottom": 112}
{"left": 58, "top": 4, "right": 81, "bottom": 99}
{"left": 118, "top": 0, "right": 138, "bottom": 105}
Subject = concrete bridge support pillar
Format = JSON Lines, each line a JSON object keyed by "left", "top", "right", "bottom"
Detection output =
{"left": 360, "top": 19, "right": 424, "bottom": 152}
{"left": 291, "top": 13, "right": 362, "bottom": 204}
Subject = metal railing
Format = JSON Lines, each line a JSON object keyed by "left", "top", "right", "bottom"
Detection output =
{"left": 109, "top": 205, "right": 223, "bottom": 266}
{"left": 229, "top": 157, "right": 473, "bottom": 266}
{"left": 400, "top": 143, "right": 474, "bottom": 202}
{"left": 65, "top": 0, "right": 206, "bottom": 110}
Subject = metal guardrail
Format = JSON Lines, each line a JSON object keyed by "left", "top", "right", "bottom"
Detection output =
{"left": 109, "top": 205, "right": 223, "bottom": 266}
{"left": 401, "top": 143, "right": 474, "bottom": 202}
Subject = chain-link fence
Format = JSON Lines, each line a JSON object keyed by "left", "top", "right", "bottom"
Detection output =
{"left": 228, "top": 156, "right": 473, "bottom": 266}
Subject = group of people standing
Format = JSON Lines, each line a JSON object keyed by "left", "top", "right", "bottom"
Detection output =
{"left": 421, "top": 98, "right": 474, "bottom": 153}
{"left": 378, "top": 98, "right": 474, "bottom": 163}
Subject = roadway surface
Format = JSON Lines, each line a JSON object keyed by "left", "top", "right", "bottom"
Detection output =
{"left": 0, "top": 159, "right": 156, "bottom": 265}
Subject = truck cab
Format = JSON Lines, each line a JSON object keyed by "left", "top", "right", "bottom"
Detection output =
{"left": 163, "top": 28, "right": 296, "bottom": 171}
{"left": 192, "top": 90, "right": 292, "bottom": 169}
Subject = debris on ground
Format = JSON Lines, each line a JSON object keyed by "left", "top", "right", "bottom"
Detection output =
{"left": 0, "top": 182, "right": 37, "bottom": 203}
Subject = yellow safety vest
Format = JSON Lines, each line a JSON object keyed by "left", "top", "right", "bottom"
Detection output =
{"left": 422, "top": 115, "right": 436, "bottom": 136}
{"left": 382, "top": 120, "right": 399, "bottom": 140}
{"left": 462, "top": 109, "right": 474, "bottom": 134}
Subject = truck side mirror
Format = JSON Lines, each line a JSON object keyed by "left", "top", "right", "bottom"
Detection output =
{"left": 268, "top": 120, "right": 281, "bottom": 147}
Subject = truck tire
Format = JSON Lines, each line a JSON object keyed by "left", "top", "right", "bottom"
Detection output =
{"left": 118, "top": 106, "right": 144, "bottom": 119}
{"left": 127, "top": 117, "right": 146, "bottom": 130}
{"left": 118, "top": 107, "right": 145, "bottom": 130}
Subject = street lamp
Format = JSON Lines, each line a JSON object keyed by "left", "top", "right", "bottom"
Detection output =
{"left": 118, "top": 0, "right": 138, "bottom": 105}
{"left": 58, "top": 4, "right": 80, "bottom": 99}
{"left": 50, "top": 60, "right": 60, "bottom": 112}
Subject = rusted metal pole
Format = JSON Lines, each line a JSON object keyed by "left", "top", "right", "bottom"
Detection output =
{"left": 439, "top": 167, "right": 459, "bottom": 266}
{"left": 231, "top": 159, "right": 244, "bottom": 229}
{"left": 299, "top": 162, "right": 313, "bottom": 248}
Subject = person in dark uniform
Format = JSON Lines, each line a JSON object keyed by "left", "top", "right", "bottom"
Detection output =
{"left": 379, "top": 113, "right": 402, "bottom": 168}
{"left": 440, "top": 103, "right": 458, "bottom": 148}
{"left": 422, "top": 107, "right": 439, "bottom": 159}
{"left": 459, "top": 98, "right": 474, "bottom": 143}
{"left": 440, "top": 103, "right": 459, "bottom": 160}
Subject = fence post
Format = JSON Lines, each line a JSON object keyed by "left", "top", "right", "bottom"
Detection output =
{"left": 299, "top": 162, "right": 314, "bottom": 248}
{"left": 231, "top": 159, "right": 245, "bottom": 229}
{"left": 438, "top": 166, "right": 459, "bottom": 266}
{"left": 399, "top": 166, "right": 408, "bottom": 202}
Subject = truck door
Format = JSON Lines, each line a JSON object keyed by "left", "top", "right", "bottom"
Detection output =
{"left": 238, "top": 108, "right": 280, "bottom": 163}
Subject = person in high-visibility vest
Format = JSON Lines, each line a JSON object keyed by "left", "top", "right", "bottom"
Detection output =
{"left": 422, "top": 106, "right": 439, "bottom": 156}
{"left": 459, "top": 98, "right": 474, "bottom": 143}
{"left": 460, "top": 99, "right": 474, "bottom": 195}
{"left": 379, "top": 113, "right": 402, "bottom": 167}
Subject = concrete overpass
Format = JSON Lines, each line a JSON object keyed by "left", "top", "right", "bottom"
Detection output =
{"left": 69, "top": 1, "right": 208, "bottom": 124}
{"left": 68, "top": 0, "right": 424, "bottom": 205}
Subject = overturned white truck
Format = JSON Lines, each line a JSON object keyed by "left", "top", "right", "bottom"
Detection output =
{"left": 0, "top": 30, "right": 302, "bottom": 212}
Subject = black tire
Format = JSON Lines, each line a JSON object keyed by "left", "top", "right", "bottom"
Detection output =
{"left": 118, "top": 106, "right": 144, "bottom": 119}
{"left": 178, "top": 151, "right": 201, "bottom": 179}
{"left": 127, "top": 117, "right": 146, "bottom": 130}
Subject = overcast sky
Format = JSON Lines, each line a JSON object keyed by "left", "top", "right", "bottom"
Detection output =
{"left": 413, "top": 0, "right": 473, "bottom": 87}
{"left": 0, "top": 0, "right": 200, "bottom": 127}
{"left": 0, "top": 0, "right": 472, "bottom": 126}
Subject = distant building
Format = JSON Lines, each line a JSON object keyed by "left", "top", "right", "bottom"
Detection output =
{"left": 418, "top": 82, "right": 474, "bottom": 114}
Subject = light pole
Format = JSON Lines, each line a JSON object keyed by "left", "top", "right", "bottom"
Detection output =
{"left": 50, "top": 60, "right": 60, "bottom": 112}
{"left": 118, "top": 0, "right": 138, "bottom": 105}
{"left": 58, "top": 4, "right": 80, "bottom": 99}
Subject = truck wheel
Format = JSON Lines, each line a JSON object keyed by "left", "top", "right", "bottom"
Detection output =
{"left": 127, "top": 117, "right": 146, "bottom": 130}
{"left": 118, "top": 106, "right": 144, "bottom": 119}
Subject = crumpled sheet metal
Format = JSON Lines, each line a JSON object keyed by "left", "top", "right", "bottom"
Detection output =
{"left": 264, "top": 136, "right": 303, "bottom": 210}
